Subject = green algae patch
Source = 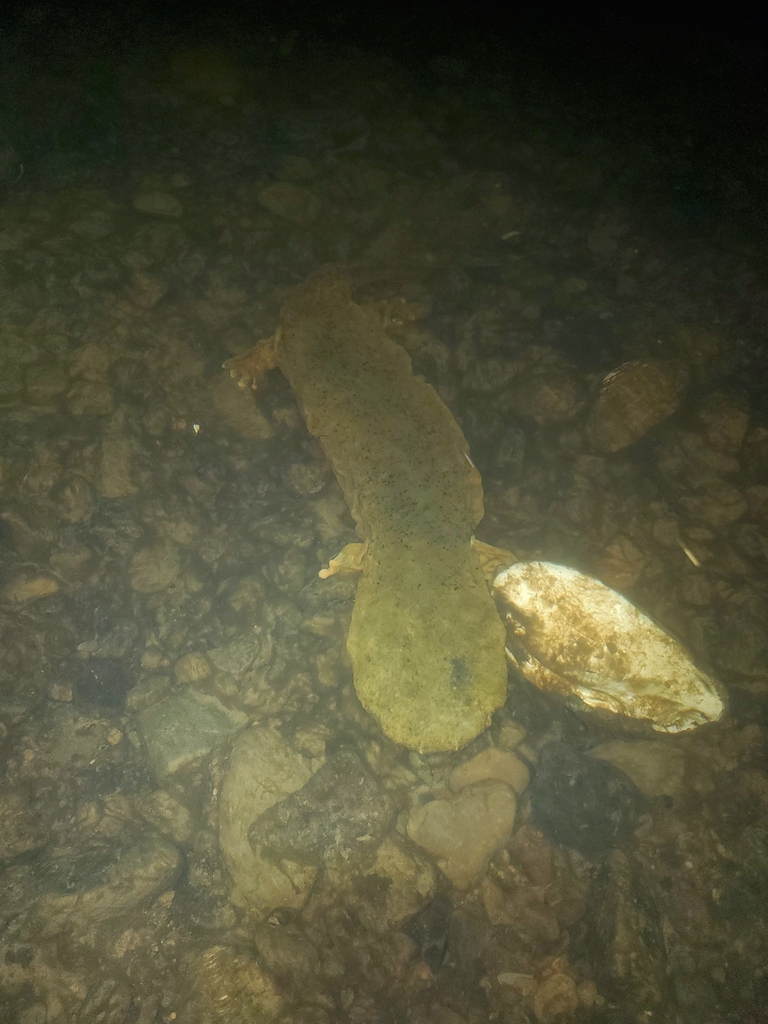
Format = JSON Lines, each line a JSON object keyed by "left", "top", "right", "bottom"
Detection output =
{"left": 227, "top": 270, "right": 507, "bottom": 752}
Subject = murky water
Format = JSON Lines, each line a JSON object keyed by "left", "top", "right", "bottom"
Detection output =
{"left": 1, "top": 25, "right": 767, "bottom": 1024}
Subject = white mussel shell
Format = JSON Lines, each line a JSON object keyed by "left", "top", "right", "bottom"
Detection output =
{"left": 493, "top": 561, "right": 725, "bottom": 732}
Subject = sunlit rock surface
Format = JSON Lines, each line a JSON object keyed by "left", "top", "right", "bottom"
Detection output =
{"left": 495, "top": 560, "right": 725, "bottom": 732}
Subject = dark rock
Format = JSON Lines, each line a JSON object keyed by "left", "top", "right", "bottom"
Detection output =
{"left": 405, "top": 895, "right": 490, "bottom": 992}
{"left": 404, "top": 893, "right": 453, "bottom": 970}
{"left": 530, "top": 741, "right": 641, "bottom": 858}
{"left": 0, "top": 517, "right": 16, "bottom": 551}
{"left": 72, "top": 657, "right": 132, "bottom": 710}
{"left": 248, "top": 748, "right": 397, "bottom": 868}
{"left": 32, "top": 836, "right": 181, "bottom": 936}
{"left": 715, "top": 604, "right": 768, "bottom": 678}
{"left": 4, "top": 945, "right": 34, "bottom": 967}
{"left": 573, "top": 848, "right": 668, "bottom": 1009}
{"left": 441, "top": 906, "right": 491, "bottom": 992}
{"left": 74, "top": 758, "right": 155, "bottom": 800}
{"left": 253, "top": 920, "right": 320, "bottom": 987}
{"left": 712, "top": 876, "right": 762, "bottom": 922}
{"left": 40, "top": 846, "right": 117, "bottom": 894}
{"left": 502, "top": 675, "right": 572, "bottom": 735}
{"left": 490, "top": 422, "right": 527, "bottom": 477}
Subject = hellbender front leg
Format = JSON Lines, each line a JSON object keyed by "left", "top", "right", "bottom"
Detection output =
{"left": 319, "top": 541, "right": 368, "bottom": 579}
{"left": 222, "top": 329, "right": 281, "bottom": 390}
{"left": 470, "top": 538, "right": 518, "bottom": 584}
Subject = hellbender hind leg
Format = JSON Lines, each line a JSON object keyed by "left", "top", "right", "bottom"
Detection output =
{"left": 222, "top": 329, "right": 280, "bottom": 390}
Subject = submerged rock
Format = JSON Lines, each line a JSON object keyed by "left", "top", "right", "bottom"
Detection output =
{"left": 530, "top": 742, "right": 641, "bottom": 859}
{"left": 132, "top": 191, "right": 183, "bottom": 218}
{"left": 588, "top": 739, "right": 687, "bottom": 800}
{"left": 258, "top": 182, "right": 322, "bottom": 226}
{"left": 2, "top": 575, "right": 58, "bottom": 604}
{"left": 494, "top": 560, "right": 725, "bottom": 733}
{"left": 129, "top": 541, "right": 184, "bottom": 594}
{"left": 41, "top": 706, "right": 116, "bottom": 767}
{"left": 219, "top": 726, "right": 322, "bottom": 913}
{"left": 212, "top": 372, "right": 274, "bottom": 439}
{"left": 325, "top": 835, "right": 438, "bottom": 932}
{"left": 580, "top": 847, "right": 667, "bottom": 1009}
{"left": 72, "top": 657, "right": 132, "bottom": 711}
{"left": 586, "top": 359, "right": 688, "bottom": 452}
{"left": 0, "top": 793, "right": 47, "bottom": 861}
{"left": 248, "top": 748, "right": 396, "bottom": 868}
{"left": 138, "top": 789, "right": 194, "bottom": 845}
{"left": 533, "top": 972, "right": 580, "bottom": 1023}
{"left": 138, "top": 691, "right": 247, "bottom": 777}
{"left": 185, "top": 945, "right": 284, "bottom": 1022}
{"left": 33, "top": 837, "right": 180, "bottom": 938}
{"left": 407, "top": 779, "right": 516, "bottom": 888}
{"left": 448, "top": 747, "right": 530, "bottom": 795}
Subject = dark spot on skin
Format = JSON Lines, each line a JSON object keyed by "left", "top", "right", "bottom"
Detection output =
{"left": 451, "top": 657, "right": 470, "bottom": 689}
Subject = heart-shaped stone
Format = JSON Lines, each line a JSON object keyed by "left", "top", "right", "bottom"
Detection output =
{"left": 407, "top": 780, "right": 516, "bottom": 888}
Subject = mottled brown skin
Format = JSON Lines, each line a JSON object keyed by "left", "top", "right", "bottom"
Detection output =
{"left": 225, "top": 269, "right": 507, "bottom": 752}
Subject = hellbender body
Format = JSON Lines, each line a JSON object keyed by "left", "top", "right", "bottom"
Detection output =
{"left": 229, "top": 270, "right": 507, "bottom": 752}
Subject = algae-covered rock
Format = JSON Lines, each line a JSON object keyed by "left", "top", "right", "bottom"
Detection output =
{"left": 219, "top": 726, "right": 321, "bottom": 913}
{"left": 138, "top": 691, "right": 247, "bottom": 776}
